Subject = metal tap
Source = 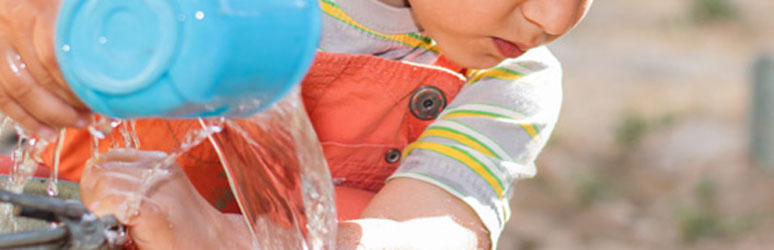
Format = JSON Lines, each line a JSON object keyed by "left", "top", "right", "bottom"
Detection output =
{"left": 0, "top": 189, "right": 126, "bottom": 249}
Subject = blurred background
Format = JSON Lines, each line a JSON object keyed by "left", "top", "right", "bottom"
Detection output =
{"left": 0, "top": 0, "right": 770, "bottom": 249}
{"left": 498, "top": 0, "right": 774, "bottom": 249}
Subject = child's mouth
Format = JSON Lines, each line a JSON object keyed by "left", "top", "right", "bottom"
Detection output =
{"left": 493, "top": 38, "right": 525, "bottom": 59}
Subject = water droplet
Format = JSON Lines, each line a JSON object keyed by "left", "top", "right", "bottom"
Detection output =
{"left": 195, "top": 11, "right": 205, "bottom": 20}
{"left": 98, "top": 36, "right": 108, "bottom": 44}
{"left": 62, "top": 45, "right": 71, "bottom": 52}
{"left": 82, "top": 213, "right": 97, "bottom": 221}
{"left": 295, "top": 0, "right": 307, "bottom": 8}
{"left": 46, "top": 182, "right": 58, "bottom": 197}
{"left": 332, "top": 177, "right": 346, "bottom": 185}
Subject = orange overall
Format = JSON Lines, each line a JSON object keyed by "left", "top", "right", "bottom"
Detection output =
{"left": 41, "top": 52, "right": 467, "bottom": 220}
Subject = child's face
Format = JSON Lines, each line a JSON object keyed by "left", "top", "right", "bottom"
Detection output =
{"left": 408, "top": 0, "right": 593, "bottom": 69}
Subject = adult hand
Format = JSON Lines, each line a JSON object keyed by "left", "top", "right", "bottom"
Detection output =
{"left": 0, "top": 0, "right": 90, "bottom": 140}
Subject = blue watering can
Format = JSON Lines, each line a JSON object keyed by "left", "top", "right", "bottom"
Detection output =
{"left": 55, "top": 0, "right": 321, "bottom": 118}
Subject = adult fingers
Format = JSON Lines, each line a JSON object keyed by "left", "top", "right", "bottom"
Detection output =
{"left": 3, "top": 2, "right": 84, "bottom": 110}
{"left": 0, "top": 39, "right": 57, "bottom": 138}
{"left": 0, "top": 84, "right": 53, "bottom": 138}
{"left": 28, "top": 5, "right": 89, "bottom": 110}
{"left": 0, "top": 35, "right": 88, "bottom": 131}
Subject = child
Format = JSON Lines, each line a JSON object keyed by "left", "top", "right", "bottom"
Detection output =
{"left": 0, "top": 0, "right": 593, "bottom": 249}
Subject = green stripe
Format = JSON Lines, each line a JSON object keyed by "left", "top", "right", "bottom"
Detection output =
{"left": 516, "top": 62, "right": 537, "bottom": 71}
{"left": 444, "top": 110, "right": 511, "bottom": 119}
{"left": 406, "top": 33, "right": 434, "bottom": 44}
{"left": 447, "top": 103, "right": 529, "bottom": 117}
{"left": 529, "top": 124, "right": 542, "bottom": 135}
{"left": 401, "top": 171, "right": 468, "bottom": 197}
{"left": 468, "top": 75, "right": 523, "bottom": 85}
{"left": 416, "top": 144, "right": 505, "bottom": 192}
{"left": 468, "top": 67, "right": 527, "bottom": 84}
{"left": 320, "top": 0, "right": 436, "bottom": 52}
{"left": 495, "top": 66, "right": 527, "bottom": 77}
{"left": 443, "top": 108, "right": 541, "bottom": 142}
{"left": 427, "top": 126, "right": 505, "bottom": 160}
{"left": 445, "top": 120, "right": 512, "bottom": 161}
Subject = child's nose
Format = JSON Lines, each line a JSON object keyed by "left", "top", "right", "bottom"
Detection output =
{"left": 520, "top": 0, "right": 582, "bottom": 36}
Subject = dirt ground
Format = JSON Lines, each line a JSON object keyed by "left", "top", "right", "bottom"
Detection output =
{"left": 497, "top": 0, "right": 774, "bottom": 249}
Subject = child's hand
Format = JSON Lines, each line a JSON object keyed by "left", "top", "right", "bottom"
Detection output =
{"left": 0, "top": 0, "right": 90, "bottom": 138}
{"left": 80, "top": 149, "right": 252, "bottom": 250}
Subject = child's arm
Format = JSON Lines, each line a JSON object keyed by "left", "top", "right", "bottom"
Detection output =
{"left": 83, "top": 150, "right": 485, "bottom": 250}
{"left": 386, "top": 47, "right": 564, "bottom": 248}
{"left": 338, "top": 178, "right": 489, "bottom": 250}
{"left": 81, "top": 149, "right": 255, "bottom": 250}
{"left": 0, "top": 0, "right": 90, "bottom": 137}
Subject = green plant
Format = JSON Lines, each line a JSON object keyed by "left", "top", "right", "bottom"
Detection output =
{"left": 691, "top": 0, "right": 739, "bottom": 23}
{"left": 614, "top": 113, "right": 649, "bottom": 148}
{"left": 614, "top": 112, "right": 681, "bottom": 149}
{"left": 676, "top": 178, "right": 723, "bottom": 242}
{"left": 576, "top": 173, "right": 613, "bottom": 207}
{"left": 678, "top": 207, "right": 723, "bottom": 242}
{"left": 674, "top": 178, "right": 763, "bottom": 243}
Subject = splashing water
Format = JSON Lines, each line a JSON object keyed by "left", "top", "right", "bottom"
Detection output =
{"left": 0, "top": 91, "right": 336, "bottom": 248}
{"left": 0, "top": 115, "right": 118, "bottom": 233}
{"left": 207, "top": 90, "right": 336, "bottom": 249}
{"left": 87, "top": 115, "right": 121, "bottom": 158}
{"left": 46, "top": 129, "right": 67, "bottom": 197}
{"left": 128, "top": 120, "right": 141, "bottom": 149}
{"left": 0, "top": 120, "right": 56, "bottom": 233}
{"left": 117, "top": 117, "right": 225, "bottom": 222}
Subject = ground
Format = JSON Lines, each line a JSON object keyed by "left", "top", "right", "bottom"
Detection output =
{"left": 497, "top": 0, "right": 774, "bottom": 249}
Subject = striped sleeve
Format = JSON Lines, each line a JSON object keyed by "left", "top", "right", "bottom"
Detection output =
{"left": 389, "top": 46, "right": 563, "bottom": 247}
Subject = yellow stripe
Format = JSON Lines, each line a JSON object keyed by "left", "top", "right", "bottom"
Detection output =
{"left": 421, "top": 128, "right": 498, "bottom": 159}
{"left": 465, "top": 69, "right": 482, "bottom": 78}
{"left": 404, "top": 141, "right": 504, "bottom": 197}
{"left": 520, "top": 124, "right": 539, "bottom": 138}
{"left": 442, "top": 112, "right": 501, "bottom": 120}
{"left": 468, "top": 68, "right": 525, "bottom": 83}
{"left": 319, "top": 0, "right": 439, "bottom": 53}
{"left": 442, "top": 112, "right": 541, "bottom": 139}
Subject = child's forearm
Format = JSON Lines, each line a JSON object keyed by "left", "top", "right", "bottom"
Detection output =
{"left": 337, "top": 178, "right": 491, "bottom": 250}
{"left": 219, "top": 213, "right": 257, "bottom": 249}
{"left": 337, "top": 217, "right": 480, "bottom": 250}
{"left": 222, "top": 213, "right": 480, "bottom": 250}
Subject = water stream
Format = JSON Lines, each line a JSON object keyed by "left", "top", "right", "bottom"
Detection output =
{"left": 207, "top": 91, "right": 336, "bottom": 249}
{"left": 46, "top": 129, "right": 67, "bottom": 197}
{"left": 0, "top": 91, "right": 336, "bottom": 248}
{"left": 0, "top": 121, "right": 55, "bottom": 233}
